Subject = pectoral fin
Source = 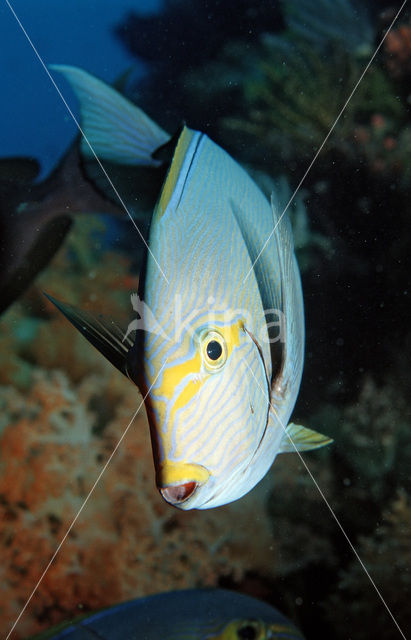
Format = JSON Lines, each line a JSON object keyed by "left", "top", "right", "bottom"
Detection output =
{"left": 279, "top": 422, "right": 333, "bottom": 453}
{"left": 44, "top": 293, "right": 133, "bottom": 378}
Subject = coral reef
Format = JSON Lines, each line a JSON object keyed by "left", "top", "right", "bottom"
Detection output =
{"left": 0, "top": 225, "right": 280, "bottom": 639}
{"left": 282, "top": 0, "right": 374, "bottom": 54}
{"left": 187, "top": 30, "right": 405, "bottom": 176}
{"left": 326, "top": 490, "right": 411, "bottom": 639}
{"left": 262, "top": 366, "right": 411, "bottom": 638}
{"left": 383, "top": 21, "right": 411, "bottom": 80}
{"left": 0, "top": 367, "right": 278, "bottom": 638}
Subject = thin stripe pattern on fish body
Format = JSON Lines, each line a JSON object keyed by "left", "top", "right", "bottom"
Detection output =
{"left": 142, "top": 128, "right": 282, "bottom": 509}
{"left": 46, "top": 66, "right": 331, "bottom": 511}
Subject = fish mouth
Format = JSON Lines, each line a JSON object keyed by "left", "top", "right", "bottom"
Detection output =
{"left": 157, "top": 461, "right": 210, "bottom": 508}
{"left": 160, "top": 481, "right": 198, "bottom": 505}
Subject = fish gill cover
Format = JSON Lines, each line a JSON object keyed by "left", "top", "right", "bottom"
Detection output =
{"left": 0, "top": 0, "right": 410, "bottom": 639}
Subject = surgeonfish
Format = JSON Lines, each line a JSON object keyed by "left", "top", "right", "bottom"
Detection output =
{"left": 47, "top": 65, "right": 332, "bottom": 510}
{"left": 0, "top": 80, "right": 169, "bottom": 316}
{"left": 33, "top": 588, "right": 305, "bottom": 639}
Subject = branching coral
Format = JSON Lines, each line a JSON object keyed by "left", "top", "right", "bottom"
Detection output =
{"left": 218, "top": 37, "right": 405, "bottom": 170}
{"left": 282, "top": 0, "right": 373, "bottom": 54}
{"left": 0, "top": 217, "right": 284, "bottom": 638}
{"left": 384, "top": 21, "right": 411, "bottom": 80}
{"left": 0, "top": 369, "right": 278, "bottom": 638}
{"left": 326, "top": 490, "right": 411, "bottom": 639}
{"left": 259, "top": 366, "right": 411, "bottom": 638}
{"left": 327, "top": 375, "right": 411, "bottom": 505}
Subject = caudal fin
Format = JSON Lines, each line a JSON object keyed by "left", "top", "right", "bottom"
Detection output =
{"left": 50, "top": 65, "right": 170, "bottom": 167}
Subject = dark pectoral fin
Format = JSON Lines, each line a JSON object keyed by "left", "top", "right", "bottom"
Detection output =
{"left": 44, "top": 293, "right": 133, "bottom": 377}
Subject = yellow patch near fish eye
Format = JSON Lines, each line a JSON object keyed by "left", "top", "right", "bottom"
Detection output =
{"left": 173, "top": 378, "right": 203, "bottom": 413}
{"left": 198, "top": 320, "right": 243, "bottom": 373}
{"left": 152, "top": 320, "right": 245, "bottom": 425}
{"left": 154, "top": 351, "right": 203, "bottom": 408}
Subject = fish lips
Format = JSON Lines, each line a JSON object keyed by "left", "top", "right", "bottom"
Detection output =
{"left": 156, "top": 461, "right": 212, "bottom": 509}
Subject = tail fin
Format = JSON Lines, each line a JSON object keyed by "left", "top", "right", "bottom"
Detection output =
{"left": 50, "top": 65, "right": 170, "bottom": 166}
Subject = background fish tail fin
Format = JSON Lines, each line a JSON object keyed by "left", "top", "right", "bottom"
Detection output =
{"left": 0, "top": 213, "right": 71, "bottom": 316}
{"left": 0, "top": 153, "right": 81, "bottom": 315}
{"left": 50, "top": 65, "right": 170, "bottom": 166}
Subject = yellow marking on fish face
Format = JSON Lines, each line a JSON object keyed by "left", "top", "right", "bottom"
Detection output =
{"left": 158, "top": 461, "right": 210, "bottom": 486}
{"left": 155, "top": 126, "right": 196, "bottom": 219}
{"left": 152, "top": 319, "right": 244, "bottom": 407}
{"left": 148, "top": 318, "right": 246, "bottom": 462}
{"left": 156, "top": 350, "right": 203, "bottom": 403}
{"left": 199, "top": 321, "right": 243, "bottom": 369}
{"left": 173, "top": 378, "right": 203, "bottom": 413}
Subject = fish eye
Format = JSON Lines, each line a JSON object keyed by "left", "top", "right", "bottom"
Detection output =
{"left": 200, "top": 330, "right": 227, "bottom": 371}
{"left": 237, "top": 623, "right": 258, "bottom": 639}
{"left": 206, "top": 340, "right": 222, "bottom": 360}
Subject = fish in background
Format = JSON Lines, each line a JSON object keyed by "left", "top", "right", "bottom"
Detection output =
{"left": 0, "top": 82, "right": 169, "bottom": 315}
{"left": 0, "top": 146, "right": 120, "bottom": 315}
{"left": 32, "top": 588, "right": 305, "bottom": 639}
{"left": 46, "top": 65, "right": 332, "bottom": 510}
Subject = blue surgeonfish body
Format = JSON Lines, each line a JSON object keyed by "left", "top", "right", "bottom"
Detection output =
{"left": 35, "top": 588, "right": 305, "bottom": 639}
{"left": 47, "top": 66, "right": 332, "bottom": 510}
